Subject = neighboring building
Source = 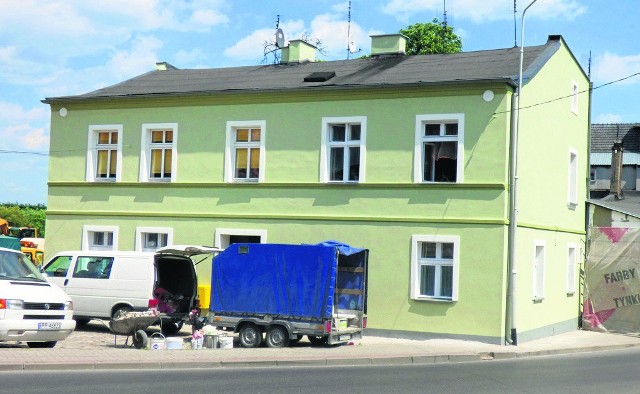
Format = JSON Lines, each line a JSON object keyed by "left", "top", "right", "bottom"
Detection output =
{"left": 42, "top": 34, "right": 589, "bottom": 345}
{"left": 590, "top": 123, "right": 640, "bottom": 198}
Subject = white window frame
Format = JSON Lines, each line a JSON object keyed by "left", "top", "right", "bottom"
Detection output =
{"left": 571, "top": 81, "right": 579, "bottom": 114}
{"left": 86, "top": 125, "right": 123, "bottom": 182}
{"left": 214, "top": 228, "right": 267, "bottom": 249}
{"left": 568, "top": 149, "right": 578, "bottom": 208}
{"left": 224, "top": 120, "right": 266, "bottom": 183}
{"left": 320, "top": 116, "right": 367, "bottom": 183}
{"left": 135, "top": 227, "right": 173, "bottom": 252}
{"left": 139, "top": 123, "right": 178, "bottom": 182}
{"left": 81, "top": 225, "right": 118, "bottom": 251}
{"left": 533, "top": 240, "right": 546, "bottom": 301}
{"left": 410, "top": 235, "right": 459, "bottom": 302}
{"left": 566, "top": 243, "right": 577, "bottom": 295}
{"left": 414, "top": 114, "right": 464, "bottom": 183}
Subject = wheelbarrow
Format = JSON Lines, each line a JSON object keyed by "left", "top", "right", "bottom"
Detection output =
{"left": 109, "top": 311, "right": 160, "bottom": 349}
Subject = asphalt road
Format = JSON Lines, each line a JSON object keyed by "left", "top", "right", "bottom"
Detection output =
{"left": 3, "top": 346, "right": 640, "bottom": 394}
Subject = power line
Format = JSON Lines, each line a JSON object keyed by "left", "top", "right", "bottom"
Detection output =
{"left": 493, "top": 71, "right": 640, "bottom": 116}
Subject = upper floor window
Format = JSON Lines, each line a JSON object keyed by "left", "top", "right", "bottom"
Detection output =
{"left": 140, "top": 123, "right": 178, "bottom": 182}
{"left": 411, "top": 235, "right": 459, "bottom": 302}
{"left": 414, "top": 114, "right": 464, "bottom": 183}
{"left": 82, "top": 225, "right": 118, "bottom": 251}
{"left": 225, "top": 120, "right": 266, "bottom": 183}
{"left": 135, "top": 227, "right": 173, "bottom": 252}
{"left": 320, "top": 116, "right": 366, "bottom": 183}
{"left": 568, "top": 149, "right": 578, "bottom": 208}
{"left": 86, "top": 125, "right": 123, "bottom": 182}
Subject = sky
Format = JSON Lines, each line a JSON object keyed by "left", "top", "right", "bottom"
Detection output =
{"left": 1, "top": 0, "right": 639, "bottom": 205}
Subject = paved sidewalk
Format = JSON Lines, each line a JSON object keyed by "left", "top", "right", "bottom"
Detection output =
{"left": 2, "top": 321, "right": 640, "bottom": 371}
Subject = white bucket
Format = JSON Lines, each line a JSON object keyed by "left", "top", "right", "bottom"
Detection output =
{"left": 165, "top": 337, "right": 183, "bottom": 350}
{"left": 149, "top": 333, "right": 165, "bottom": 350}
{"left": 218, "top": 336, "right": 233, "bottom": 349}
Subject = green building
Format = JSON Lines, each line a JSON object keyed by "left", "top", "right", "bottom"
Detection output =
{"left": 43, "top": 34, "right": 589, "bottom": 345}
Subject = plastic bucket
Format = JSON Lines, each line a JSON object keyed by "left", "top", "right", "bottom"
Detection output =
{"left": 149, "top": 333, "right": 165, "bottom": 350}
{"left": 218, "top": 336, "right": 233, "bottom": 349}
{"left": 165, "top": 337, "right": 183, "bottom": 350}
{"left": 203, "top": 334, "right": 218, "bottom": 349}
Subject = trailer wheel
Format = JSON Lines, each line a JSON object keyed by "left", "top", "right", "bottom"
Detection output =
{"left": 239, "top": 323, "right": 263, "bottom": 348}
{"left": 265, "top": 325, "right": 290, "bottom": 348}
{"left": 132, "top": 329, "right": 149, "bottom": 349}
{"left": 307, "top": 335, "right": 328, "bottom": 346}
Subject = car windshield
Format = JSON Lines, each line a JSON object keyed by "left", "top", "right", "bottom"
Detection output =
{"left": 0, "top": 250, "right": 47, "bottom": 282}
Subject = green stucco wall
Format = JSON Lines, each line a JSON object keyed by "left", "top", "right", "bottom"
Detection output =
{"left": 44, "top": 40, "right": 589, "bottom": 343}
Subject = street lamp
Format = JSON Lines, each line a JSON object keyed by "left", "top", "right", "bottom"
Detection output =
{"left": 508, "top": 0, "right": 538, "bottom": 347}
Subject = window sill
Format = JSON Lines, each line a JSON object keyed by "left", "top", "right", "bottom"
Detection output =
{"left": 412, "top": 296, "right": 454, "bottom": 303}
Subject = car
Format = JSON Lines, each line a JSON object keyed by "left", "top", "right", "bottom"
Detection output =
{"left": 0, "top": 247, "right": 76, "bottom": 348}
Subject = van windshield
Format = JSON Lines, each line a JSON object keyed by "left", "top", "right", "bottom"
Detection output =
{"left": 0, "top": 250, "right": 47, "bottom": 282}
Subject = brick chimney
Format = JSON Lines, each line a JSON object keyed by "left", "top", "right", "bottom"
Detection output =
{"left": 610, "top": 141, "right": 624, "bottom": 199}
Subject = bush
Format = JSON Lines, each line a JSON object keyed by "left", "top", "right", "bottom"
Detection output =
{"left": 0, "top": 203, "right": 47, "bottom": 237}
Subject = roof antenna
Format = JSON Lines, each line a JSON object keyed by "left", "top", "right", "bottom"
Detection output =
{"left": 443, "top": 0, "right": 447, "bottom": 45}
{"left": 346, "top": 1, "right": 360, "bottom": 59}
{"left": 514, "top": 1, "right": 518, "bottom": 47}
{"left": 275, "top": 15, "right": 285, "bottom": 48}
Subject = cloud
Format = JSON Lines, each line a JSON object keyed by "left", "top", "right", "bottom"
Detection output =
{"left": 592, "top": 52, "right": 640, "bottom": 86}
{"left": 380, "top": 0, "right": 587, "bottom": 23}
{"left": 0, "top": 102, "right": 51, "bottom": 151}
{"left": 224, "top": 11, "right": 377, "bottom": 62}
{"left": 594, "top": 113, "right": 623, "bottom": 124}
{"left": 224, "top": 20, "right": 306, "bottom": 61}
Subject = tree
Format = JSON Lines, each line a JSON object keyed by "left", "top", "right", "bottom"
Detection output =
{"left": 400, "top": 18, "right": 462, "bottom": 55}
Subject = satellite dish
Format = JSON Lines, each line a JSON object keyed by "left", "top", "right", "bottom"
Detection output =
{"left": 275, "top": 28, "right": 285, "bottom": 48}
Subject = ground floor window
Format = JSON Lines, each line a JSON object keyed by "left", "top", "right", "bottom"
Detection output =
{"left": 82, "top": 225, "right": 118, "bottom": 251}
{"left": 135, "top": 227, "right": 173, "bottom": 252}
{"left": 411, "top": 235, "right": 459, "bottom": 301}
{"left": 215, "top": 228, "right": 266, "bottom": 249}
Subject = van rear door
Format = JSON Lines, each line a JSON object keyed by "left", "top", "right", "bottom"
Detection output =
{"left": 154, "top": 246, "right": 221, "bottom": 318}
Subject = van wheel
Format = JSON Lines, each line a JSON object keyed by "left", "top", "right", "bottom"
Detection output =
{"left": 112, "top": 305, "right": 133, "bottom": 320}
{"left": 160, "top": 319, "right": 183, "bottom": 335}
{"left": 239, "top": 323, "right": 263, "bottom": 348}
{"left": 265, "top": 326, "right": 290, "bottom": 348}
{"left": 27, "top": 341, "right": 57, "bottom": 348}
{"left": 307, "top": 335, "right": 328, "bottom": 346}
{"left": 132, "top": 330, "right": 149, "bottom": 349}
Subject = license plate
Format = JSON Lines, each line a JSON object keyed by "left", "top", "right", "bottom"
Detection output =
{"left": 38, "top": 322, "right": 62, "bottom": 330}
{"left": 339, "top": 334, "right": 351, "bottom": 341}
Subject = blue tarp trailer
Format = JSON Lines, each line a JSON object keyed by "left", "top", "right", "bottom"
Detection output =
{"left": 208, "top": 241, "right": 368, "bottom": 348}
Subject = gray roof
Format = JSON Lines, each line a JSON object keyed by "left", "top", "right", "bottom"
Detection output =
{"left": 44, "top": 36, "right": 565, "bottom": 103}
{"left": 589, "top": 191, "right": 640, "bottom": 218}
{"left": 591, "top": 123, "right": 640, "bottom": 153}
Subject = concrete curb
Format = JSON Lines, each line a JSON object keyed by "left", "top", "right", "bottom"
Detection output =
{"left": 0, "top": 344, "right": 636, "bottom": 372}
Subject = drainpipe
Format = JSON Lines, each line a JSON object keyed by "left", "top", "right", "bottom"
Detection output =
{"left": 507, "top": 0, "right": 538, "bottom": 346}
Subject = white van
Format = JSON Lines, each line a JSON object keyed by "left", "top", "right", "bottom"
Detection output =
{"left": 43, "top": 246, "right": 219, "bottom": 335}
{"left": 0, "top": 247, "right": 75, "bottom": 348}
